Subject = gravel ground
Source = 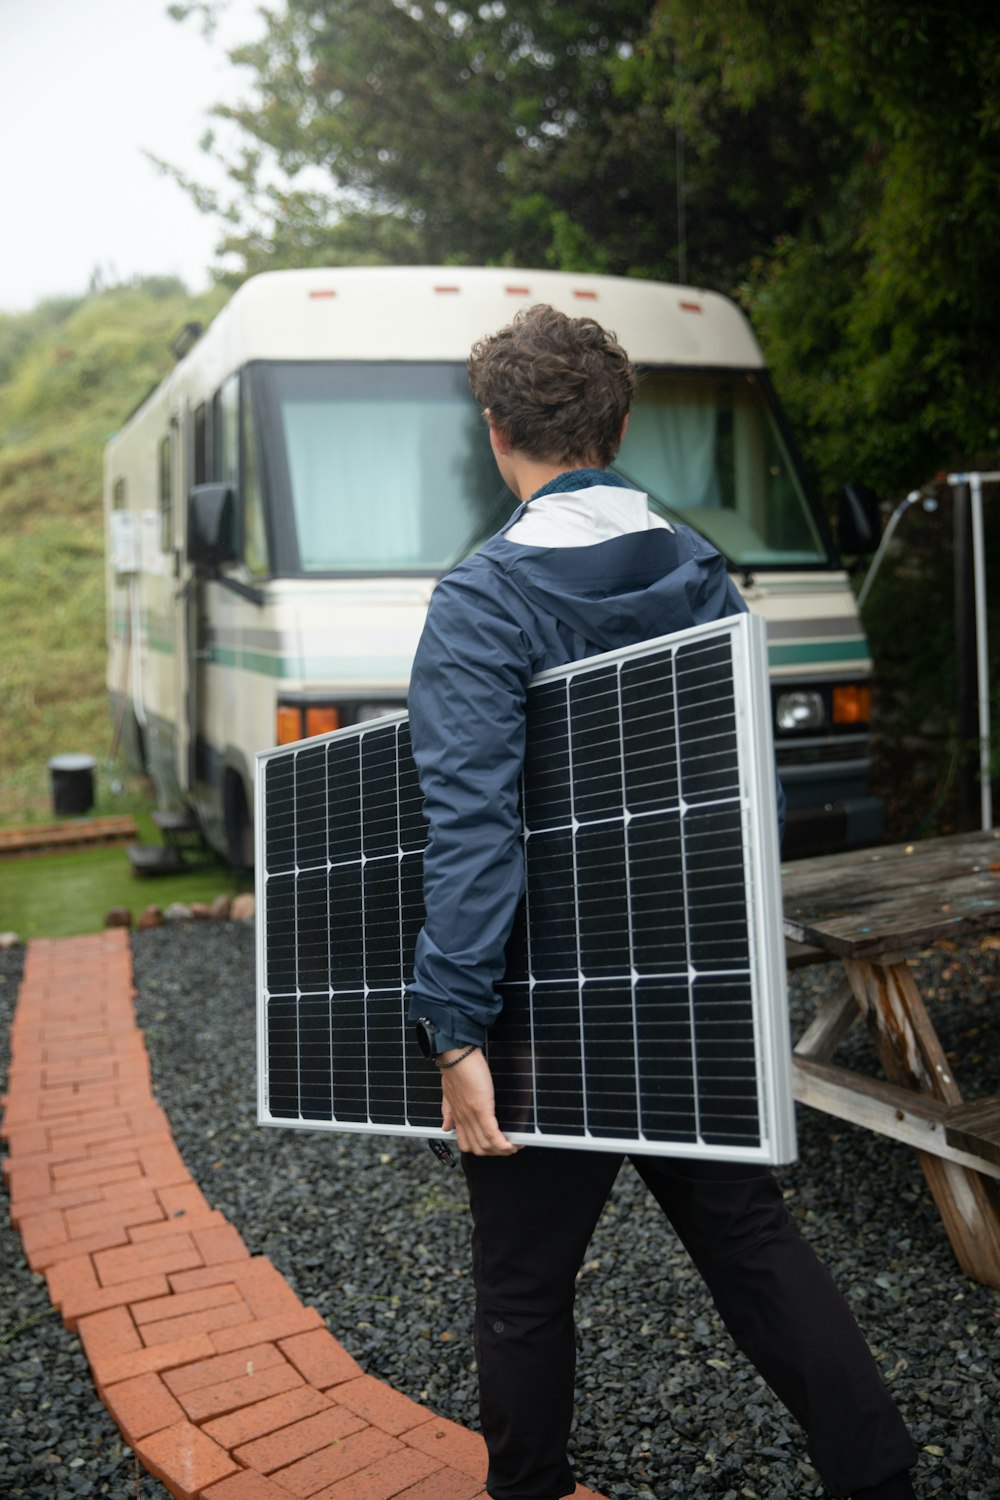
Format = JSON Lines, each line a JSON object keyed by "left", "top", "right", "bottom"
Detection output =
{"left": 3, "top": 925, "right": 999, "bottom": 1500}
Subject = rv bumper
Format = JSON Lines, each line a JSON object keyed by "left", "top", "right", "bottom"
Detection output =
{"left": 781, "top": 794, "right": 884, "bottom": 860}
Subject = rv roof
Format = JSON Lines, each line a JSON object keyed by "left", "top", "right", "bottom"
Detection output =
{"left": 205, "top": 266, "right": 765, "bottom": 371}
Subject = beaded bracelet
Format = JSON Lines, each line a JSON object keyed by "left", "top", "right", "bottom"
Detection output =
{"left": 436, "top": 1044, "right": 481, "bottom": 1070}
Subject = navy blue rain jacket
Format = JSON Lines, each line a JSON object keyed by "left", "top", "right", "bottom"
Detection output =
{"left": 405, "top": 477, "right": 781, "bottom": 1048}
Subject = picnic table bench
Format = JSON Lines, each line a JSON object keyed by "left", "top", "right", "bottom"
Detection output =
{"left": 781, "top": 828, "right": 1000, "bottom": 1289}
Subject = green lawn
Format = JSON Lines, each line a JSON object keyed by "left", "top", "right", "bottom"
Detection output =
{"left": 0, "top": 842, "right": 252, "bottom": 941}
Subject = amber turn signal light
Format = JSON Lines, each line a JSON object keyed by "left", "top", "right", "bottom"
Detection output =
{"left": 276, "top": 705, "right": 304, "bottom": 745}
{"left": 305, "top": 706, "right": 341, "bottom": 738}
{"left": 832, "top": 685, "right": 872, "bottom": 725}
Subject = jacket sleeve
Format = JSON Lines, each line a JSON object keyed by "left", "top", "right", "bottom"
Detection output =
{"left": 405, "top": 566, "right": 535, "bottom": 1046}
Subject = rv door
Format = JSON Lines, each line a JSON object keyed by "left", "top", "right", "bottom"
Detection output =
{"left": 173, "top": 400, "right": 209, "bottom": 801}
{"left": 174, "top": 382, "right": 241, "bottom": 811}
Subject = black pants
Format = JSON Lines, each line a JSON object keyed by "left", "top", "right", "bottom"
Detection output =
{"left": 463, "top": 1149, "right": 917, "bottom": 1500}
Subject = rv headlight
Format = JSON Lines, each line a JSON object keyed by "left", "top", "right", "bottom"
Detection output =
{"left": 775, "top": 690, "right": 826, "bottom": 731}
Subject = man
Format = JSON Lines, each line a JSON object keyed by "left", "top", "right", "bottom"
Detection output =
{"left": 405, "top": 304, "right": 918, "bottom": 1500}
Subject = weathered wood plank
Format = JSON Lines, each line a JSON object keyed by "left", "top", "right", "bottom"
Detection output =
{"left": 946, "top": 1097, "right": 1000, "bottom": 1170}
{"left": 0, "top": 816, "right": 139, "bottom": 859}
{"left": 843, "top": 957, "right": 1000, "bottom": 1289}
{"left": 843, "top": 958, "right": 963, "bottom": 1103}
{"left": 781, "top": 829, "right": 1000, "bottom": 958}
{"left": 793, "top": 977, "right": 860, "bottom": 1063}
{"left": 792, "top": 1057, "right": 1000, "bottom": 1181}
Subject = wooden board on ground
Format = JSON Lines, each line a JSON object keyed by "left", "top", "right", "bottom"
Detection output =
{"left": 0, "top": 816, "right": 139, "bottom": 859}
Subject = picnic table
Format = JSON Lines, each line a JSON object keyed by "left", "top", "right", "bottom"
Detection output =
{"left": 781, "top": 828, "right": 1000, "bottom": 1289}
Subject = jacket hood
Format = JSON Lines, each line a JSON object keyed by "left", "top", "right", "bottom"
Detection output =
{"left": 477, "top": 519, "right": 737, "bottom": 656}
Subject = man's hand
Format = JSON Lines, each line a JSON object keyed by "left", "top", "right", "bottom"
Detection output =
{"left": 439, "top": 1048, "right": 521, "bottom": 1156}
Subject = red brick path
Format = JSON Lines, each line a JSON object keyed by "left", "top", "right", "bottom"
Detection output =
{"left": 1, "top": 932, "right": 608, "bottom": 1500}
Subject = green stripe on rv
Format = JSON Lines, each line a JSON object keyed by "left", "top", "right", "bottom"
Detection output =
{"left": 210, "top": 647, "right": 285, "bottom": 677}
{"left": 214, "top": 643, "right": 873, "bottom": 676}
{"left": 767, "top": 639, "right": 871, "bottom": 666}
{"left": 129, "top": 637, "right": 873, "bottom": 675}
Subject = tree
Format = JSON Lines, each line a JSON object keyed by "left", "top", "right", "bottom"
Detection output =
{"left": 637, "top": 0, "right": 1000, "bottom": 489}
{"left": 165, "top": 2, "right": 655, "bottom": 275}
{"left": 170, "top": 0, "right": 1000, "bottom": 492}
{"left": 168, "top": 0, "right": 835, "bottom": 292}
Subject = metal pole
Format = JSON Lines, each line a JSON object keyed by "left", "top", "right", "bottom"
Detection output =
{"left": 969, "top": 473, "right": 993, "bottom": 830}
{"left": 949, "top": 471, "right": 1000, "bottom": 831}
{"left": 953, "top": 481, "right": 978, "bottom": 831}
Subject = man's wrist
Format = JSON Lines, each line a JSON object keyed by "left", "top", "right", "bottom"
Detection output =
{"left": 415, "top": 1016, "right": 469, "bottom": 1060}
{"left": 436, "top": 1044, "right": 481, "bottom": 1071}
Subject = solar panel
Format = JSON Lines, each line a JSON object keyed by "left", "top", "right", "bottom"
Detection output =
{"left": 255, "top": 611, "right": 796, "bottom": 1163}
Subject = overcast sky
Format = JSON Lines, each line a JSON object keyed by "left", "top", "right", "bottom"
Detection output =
{"left": 0, "top": 0, "right": 267, "bottom": 312}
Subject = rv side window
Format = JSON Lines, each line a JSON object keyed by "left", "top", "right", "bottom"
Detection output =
{"left": 159, "top": 434, "right": 172, "bottom": 550}
{"left": 193, "top": 403, "right": 209, "bottom": 485}
{"left": 242, "top": 392, "right": 269, "bottom": 577}
{"left": 110, "top": 478, "right": 138, "bottom": 578}
{"left": 217, "top": 375, "right": 239, "bottom": 490}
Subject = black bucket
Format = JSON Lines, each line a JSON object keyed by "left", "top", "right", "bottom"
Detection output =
{"left": 49, "top": 754, "right": 96, "bottom": 817}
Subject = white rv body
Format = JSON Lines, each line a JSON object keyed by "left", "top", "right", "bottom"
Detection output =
{"left": 105, "top": 267, "right": 880, "bottom": 863}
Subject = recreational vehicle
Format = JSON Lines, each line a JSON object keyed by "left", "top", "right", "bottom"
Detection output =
{"left": 104, "top": 266, "right": 882, "bottom": 867}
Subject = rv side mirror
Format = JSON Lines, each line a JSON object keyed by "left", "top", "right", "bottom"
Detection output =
{"left": 838, "top": 483, "right": 881, "bottom": 555}
{"left": 188, "top": 483, "right": 237, "bottom": 567}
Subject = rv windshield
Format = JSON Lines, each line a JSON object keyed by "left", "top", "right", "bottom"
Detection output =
{"left": 256, "top": 362, "right": 830, "bottom": 574}
{"left": 614, "top": 370, "right": 830, "bottom": 566}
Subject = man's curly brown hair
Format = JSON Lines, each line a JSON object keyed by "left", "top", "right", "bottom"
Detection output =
{"left": 467, "top": 303, "right": 637, "bottom": 469}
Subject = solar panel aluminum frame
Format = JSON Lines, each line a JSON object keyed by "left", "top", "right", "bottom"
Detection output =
{"left": 255, "top": 610, "right": 796, "bottom": 1165}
